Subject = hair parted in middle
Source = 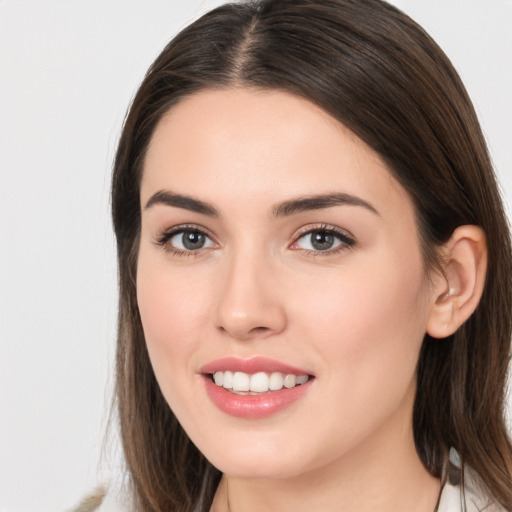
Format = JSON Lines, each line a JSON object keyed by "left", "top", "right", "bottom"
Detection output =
{"left": 111, "top": 1, "right": 512, "bottom": 511}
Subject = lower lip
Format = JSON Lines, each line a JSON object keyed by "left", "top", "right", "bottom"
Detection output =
{"left": 203, "top": 375, "right": 313, "bottom": 419}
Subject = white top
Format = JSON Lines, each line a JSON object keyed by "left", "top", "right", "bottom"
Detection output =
{"left": 437, "top": 478, "right": 504, "bottom": 512}
{"left": 437, "top": 448, "right": 507, "bottom": 512}
{"left": 435, "top": 449, "right": 505, "bottom": 512}
{"left": 89, "top": 478, "right": 506, "bottom": 512}
{"left": 73, "top": 452, "right": 506, "bottom": 512}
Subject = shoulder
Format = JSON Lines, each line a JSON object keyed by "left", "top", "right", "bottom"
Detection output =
{"left": 438, "top": 481, "right": 506, "bottom": 512}
{"left": 437, "top": 449, "right": 507, "bottom": 512}
{"left": 462, "top": 466, "right": 507, "bottom": 512}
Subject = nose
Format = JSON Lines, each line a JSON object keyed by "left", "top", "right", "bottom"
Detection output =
{"left": 215, "top": 250, "right": 287, "bottom": 341}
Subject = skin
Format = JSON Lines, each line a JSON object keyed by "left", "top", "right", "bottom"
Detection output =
{"left": 137, "top": 88, "right": 446, "bottom": 512}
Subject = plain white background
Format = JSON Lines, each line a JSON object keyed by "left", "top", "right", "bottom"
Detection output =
{"left": 0, "top": 1, "right": 511, "bottom": 511}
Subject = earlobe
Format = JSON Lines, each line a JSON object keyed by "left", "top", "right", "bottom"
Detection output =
{"left": 426, "top": 225, "right": 487, "bottom": 339}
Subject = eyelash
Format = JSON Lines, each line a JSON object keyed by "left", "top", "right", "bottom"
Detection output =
{"left": 154, "top": 224, "right": 217, "bottom": 257}
{"left": 154, "top": 223, "right": 356, "bottom": 257}
{"left": 291, "top": 224, "right": 356, "bottom": 257}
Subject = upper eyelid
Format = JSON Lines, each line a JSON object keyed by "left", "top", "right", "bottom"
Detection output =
{"left": 292, "top": 223, "right": 355, "bottom": 240}
{"left": 289, "top": 224, "right": 357, "bottom": 253}
{"left": 158, "top": 223, "right": 352, "bottom": 236}
{"left": 154, "top": 222, "right": 355, "bottom": 249}
{"left": 159, "top": 223, "right": 215, "bottom": 238}
{"left": 154, "top": 224, "right": 218, "bottom": 248}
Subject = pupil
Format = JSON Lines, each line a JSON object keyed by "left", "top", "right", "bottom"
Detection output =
{"left": 182, "top": 231, "right": 205, "bottom": 250}
{"left": 311, "top": 231, "right": 334, "bottom": 251}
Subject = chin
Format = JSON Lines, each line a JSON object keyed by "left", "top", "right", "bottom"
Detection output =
{"left": 210, "top": 455, "right": 302, "bottom": 480}
{"left": 195, "top": 431, "right": 317, "bottom": 480}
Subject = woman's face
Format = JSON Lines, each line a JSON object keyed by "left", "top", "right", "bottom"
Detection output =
{"left": 137, "top": 88, "right": 438, "bottom": 479}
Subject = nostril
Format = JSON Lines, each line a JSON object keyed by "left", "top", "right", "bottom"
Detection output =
{"left": 251, "top": 326, "right": 270, "bottom": 333}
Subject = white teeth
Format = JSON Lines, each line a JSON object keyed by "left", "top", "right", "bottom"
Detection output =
{"left": 222, "top": 371, "right": 233, "bottom": 389}
{"left": 214, "top": 372, "right": 223, "bottom": 386}
{"left": 212, "top": 371, "right": 309, "bottom": 393}
{"left": 250, "top": 372, "right": 269, "bottom": 392}
{"left": 232, "top": 372, "right": 250, "bottom": 392}
{"left": 269, "top": 372, "right": 284, "bottom": 391}
{"left": 283, "top": 374, "right": 297, "bottom": 388}
{"left": 296, "top": 374, "right": 309, "bottom": 385}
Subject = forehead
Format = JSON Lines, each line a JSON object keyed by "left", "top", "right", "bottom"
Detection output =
{"left": 141, "top": 87, "right": 412, "bottom": 219}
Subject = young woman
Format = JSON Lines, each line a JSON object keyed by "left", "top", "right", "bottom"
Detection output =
{"left": 89, "top": 0, "right": 512, "bottom": 510}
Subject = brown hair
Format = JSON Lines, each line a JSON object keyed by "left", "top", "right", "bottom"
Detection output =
{"left": 111, "top": 1, "right": 512, "bottom": 510}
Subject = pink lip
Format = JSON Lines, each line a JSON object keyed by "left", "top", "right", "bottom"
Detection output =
{"left": 200, "top": 357, "right": 314, "bottom": 419}
{"left": 200, "top": 356, "right": 312, "bottom": 376}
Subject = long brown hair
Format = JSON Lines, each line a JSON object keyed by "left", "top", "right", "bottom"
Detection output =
{"left": 111, "top": 1, "right": 512, "bottom": 510}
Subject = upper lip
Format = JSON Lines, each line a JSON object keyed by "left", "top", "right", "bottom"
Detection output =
{"left": 200, "top": 356, "right": 313, "bottom": 376}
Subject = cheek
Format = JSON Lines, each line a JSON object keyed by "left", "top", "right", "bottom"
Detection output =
{"left": 137, "top": 248, "right": 213, "bottom": 348}
{"left": 135, "top": 251, "right": 213, "bottom": 405}
{"left": 276, "top": 255, "right": 429, "bottom": 464}
{"left": 291, "top": 250, "right": 429, "bottom": 392}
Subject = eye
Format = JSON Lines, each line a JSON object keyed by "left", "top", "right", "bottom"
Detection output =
{"left": 171, "top": 230, "right": 214, "bottom": 250}
{"left": 156, "top": 226, "right": 216, "bottom": 254}
{"left": 291, "top": 226, "right": 355, "bottom": 253}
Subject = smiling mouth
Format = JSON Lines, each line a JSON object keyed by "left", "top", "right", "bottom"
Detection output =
{"left": 209, "top": 371, "right": 312, "bottom": 394}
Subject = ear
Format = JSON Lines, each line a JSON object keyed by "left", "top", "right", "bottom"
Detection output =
{"left": 426, "top": 225, "right": 488, "bottom": 339}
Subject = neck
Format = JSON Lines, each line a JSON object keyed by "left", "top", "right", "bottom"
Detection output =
{"left": 210, "top": 387, "right": 440, "bottom": 512}
{"left": 219, "top": 446, "right": 439, "bottom": 512}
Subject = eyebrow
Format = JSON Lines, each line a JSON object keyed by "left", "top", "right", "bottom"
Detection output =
{"left": 145, "top": 190, "right": 219, "bottom": 217}
{"left": 144, "top": 190, "right": 378, "bottom": 218}
{"left": 272, "top": 193, "right": 379, "bottom": 217}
